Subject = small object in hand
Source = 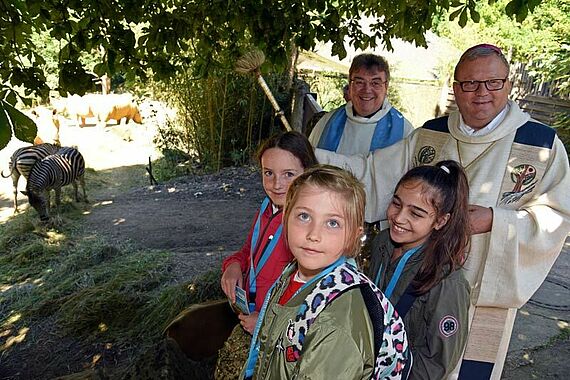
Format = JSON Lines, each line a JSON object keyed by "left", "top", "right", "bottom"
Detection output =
{"left": 231, "top": 285, "right": 250, "bottom": 315}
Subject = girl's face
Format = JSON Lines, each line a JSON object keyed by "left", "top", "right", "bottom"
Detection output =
{"left": 261, "top": 147, "right": 304, "bottom": 207}
{"left": 287, "top": 185, "right": 348, "bottom": 281}
{"left": 386, "top": 180, "right": 449, "bottom": 252}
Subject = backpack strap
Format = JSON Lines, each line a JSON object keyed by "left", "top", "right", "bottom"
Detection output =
{"left": 393, "top": 284, "right": 418, "bottom": 318}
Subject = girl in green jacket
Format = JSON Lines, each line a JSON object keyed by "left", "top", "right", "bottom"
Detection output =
{"left": 368, "top": 160, "right": 471, "bottom": 379}
{"left": 242, "top": 165, "right": 410, "bottom": 380}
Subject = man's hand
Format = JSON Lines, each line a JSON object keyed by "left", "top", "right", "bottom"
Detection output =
{"left": 469, "top": 204, "right": 493, "bottom": 234}
{"left": 221, "top": 262, "right": 243, "bottom": 303}
{"left": 239, "top": 312, "right": 259, "bottom": 335}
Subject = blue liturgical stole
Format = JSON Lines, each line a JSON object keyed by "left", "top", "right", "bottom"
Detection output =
{"left": 317, "top": 105, "right": 405, "bottom": 152}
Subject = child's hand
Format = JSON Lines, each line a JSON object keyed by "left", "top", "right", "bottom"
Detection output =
{"left": 221, "top": 262, "right": 243, "bottom": 303}
{"left": 239, "top": 312, "right": 259, "bottom": 335}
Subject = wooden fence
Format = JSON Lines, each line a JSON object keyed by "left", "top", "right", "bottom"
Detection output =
{"left": 517, "top": 95, "right": 570, "bottom": 126}
{"left": 511, "top": 62, "right": 569, "bottom": 126}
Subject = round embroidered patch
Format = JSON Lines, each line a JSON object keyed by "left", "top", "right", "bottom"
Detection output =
{"left": 418, "top": 146, "right": 436, "bottom": 164}
{"left": 439, "top": 315, "right": 459, "bottom": 338}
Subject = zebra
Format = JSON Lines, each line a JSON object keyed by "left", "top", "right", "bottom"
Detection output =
{"left": 22, "top": 146, "right": 87, "bottom": 221}
{"left": 1, "top": 143, "right": 60, "bottom": 212}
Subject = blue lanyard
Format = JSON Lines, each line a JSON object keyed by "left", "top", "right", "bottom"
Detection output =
{"left": 248, "top": 197, "right": 282, "bottom": 311}
{"left": 243, "top": 257, "right": 347, "bottom": 378}
{"left": 291, "top": 256, "right": 347, "bottom": 302}
{"left": 382, "top": 245, "right": 422, "bottom": 299}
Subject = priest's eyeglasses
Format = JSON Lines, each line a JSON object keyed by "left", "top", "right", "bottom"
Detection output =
{"left": 455, "top": 78, "right": 508, "bottom": 92}
{"left": 350, "top": 78, "right": 387, "bottom": 90}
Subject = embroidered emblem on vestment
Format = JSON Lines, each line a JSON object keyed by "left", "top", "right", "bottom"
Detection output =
{"left": 418, "top": 146, "right": 436, "bottom": 164}
{"left": 500, "top": 164, "right": 537, "bottom": 205}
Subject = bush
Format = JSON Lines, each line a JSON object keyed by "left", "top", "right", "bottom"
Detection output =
{"left": 150, "top": 67, "right": 291, "bottom": 174}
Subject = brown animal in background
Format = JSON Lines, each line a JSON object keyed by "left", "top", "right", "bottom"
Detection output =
{"left": 52, "top": 93, "right": 142, "bottom": 128}
{"left": 90, "top": 93, "right": 142, "bottom": 127}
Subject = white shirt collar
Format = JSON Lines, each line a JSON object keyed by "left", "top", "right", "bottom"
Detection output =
{"left": 458, "top": 103, "right": 510, "bottom": 137}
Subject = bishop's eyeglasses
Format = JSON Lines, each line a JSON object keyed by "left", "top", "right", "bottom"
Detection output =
{"left": 454, "top": 78, "right": 508, "bottom": 92}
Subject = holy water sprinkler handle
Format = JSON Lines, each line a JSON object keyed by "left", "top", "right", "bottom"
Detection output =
{"left": 235, "top": 50, "right": 292, "bottom": 131}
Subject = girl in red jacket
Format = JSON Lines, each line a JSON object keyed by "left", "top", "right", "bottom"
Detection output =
{"left": 221, "top": 131, "right": 317, "bottom": 333}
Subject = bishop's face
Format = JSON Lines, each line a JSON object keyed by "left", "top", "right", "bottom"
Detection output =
{"left": 453, "top": 55, "right": 511, "bottom": 130}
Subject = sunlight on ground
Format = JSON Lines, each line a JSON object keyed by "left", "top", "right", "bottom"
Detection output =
{"left": 1, "top": 327, "right": 29, "bottom": 350}
{"left": 91, "top": 200, "right": 114, "bottom": 209}
{"left": 0, "top": 206, "right": 23, "bottom": 224}
{"left": 92, "top": 353, "right": 102, "bottom": 366}
{"left": 1, "top": 276, "right": 45, "bottom": 293}
{"left": 0, "top": 314, "right": 28, "bottom": 351}
{"left": 113, "top": 218, "right": 126, "bottom": 225}
{"left": 46, "top": 230, "right": 65, "bottom": 243}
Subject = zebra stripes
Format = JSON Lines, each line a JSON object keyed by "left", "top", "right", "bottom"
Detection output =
{"left": 23, "top": 146, "right": 87, "bottom": 221}
{"left": 1, "top": 143, "right": 60, "bottom": 212}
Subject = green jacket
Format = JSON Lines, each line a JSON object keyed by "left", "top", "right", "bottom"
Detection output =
{"left": 245, "top": 263, "right": 375, "bottom": 380}
{"left": 368, "top": 230, "right": 470, "bottom": 380}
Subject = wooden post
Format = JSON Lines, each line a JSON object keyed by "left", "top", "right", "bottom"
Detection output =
{"left": 146, "top": 157, "right": 158, "bottom": 185}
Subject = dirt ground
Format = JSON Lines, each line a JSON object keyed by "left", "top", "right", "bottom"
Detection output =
{"left": 83, "top": 165, "right": 265, "bottom": 282}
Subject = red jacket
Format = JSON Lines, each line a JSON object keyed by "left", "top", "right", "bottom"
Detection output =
{"left": 222, "top": 200, "right": 293, "bottom": 311}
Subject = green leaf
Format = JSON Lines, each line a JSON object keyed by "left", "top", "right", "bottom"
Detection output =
{"left": 2, "top": 101, "right": 37, "bottom": 143}
{"left": 0, "top": 102, "right": 13, "bottom": 149}
{"left": 459, "top": 9, "right": 468, "bottom": 27}
{"left": 516, "top": 6, "right": 528, "bottom": 23}
{"left": 449, "top": 8, "right": 463, "bottom": 21}
{"left": 505, "top": 0, "right": 518, "bottom": 17}
{"left": 470, "top": 9, "right": 480, "bottom": 23}
{"left": 331, "top": 41, "right": 347, "bottom": 60}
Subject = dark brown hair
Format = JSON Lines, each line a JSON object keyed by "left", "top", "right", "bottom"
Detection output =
{"left": 349, "top": 54, "right": 390, "bottom": 81}
{"left": 395, "top": 160, "right": 471, "bottom": 294}
{"left": 256, "top": 131, "right": 317, "bottom": 170}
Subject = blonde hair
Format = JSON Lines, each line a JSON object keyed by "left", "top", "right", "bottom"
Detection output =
{"left": 284, "top": 165, "right": 365, "bottom": 257}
